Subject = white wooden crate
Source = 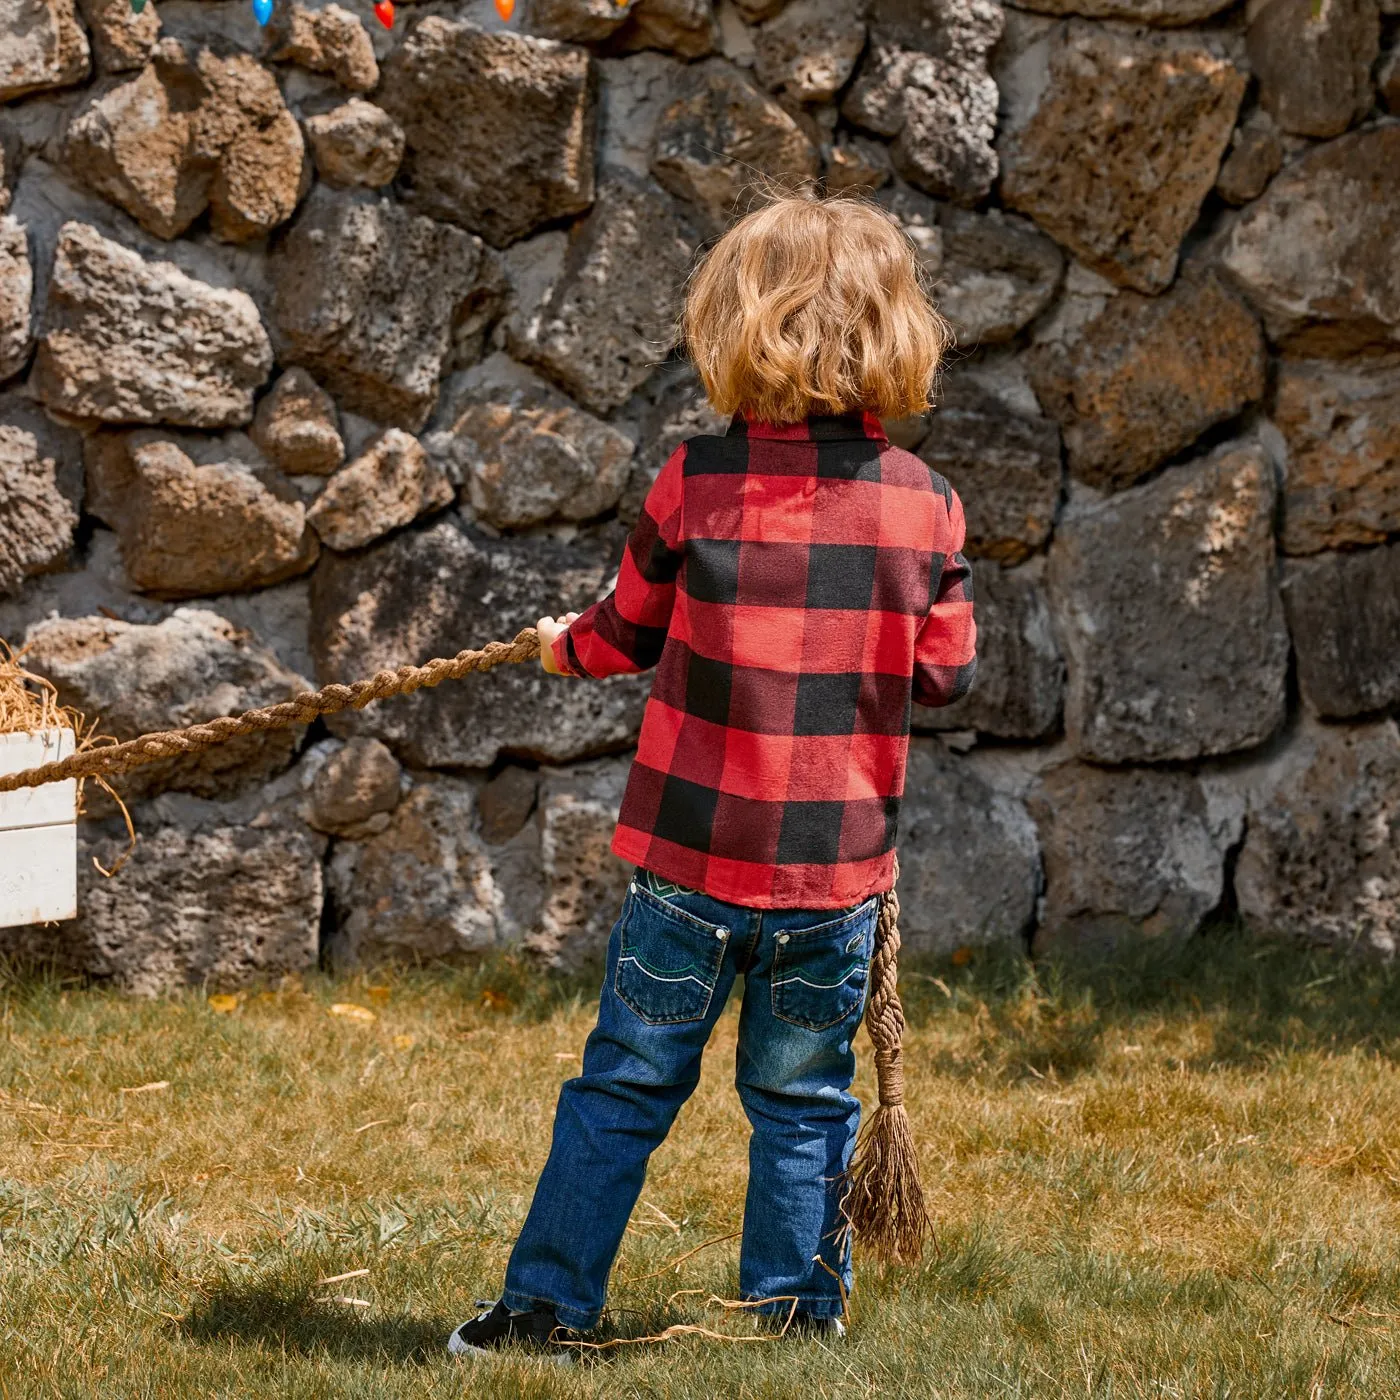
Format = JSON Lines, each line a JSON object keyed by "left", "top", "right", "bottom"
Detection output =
{"left": 0, "top": 728, "right": 77, "bottom": 929}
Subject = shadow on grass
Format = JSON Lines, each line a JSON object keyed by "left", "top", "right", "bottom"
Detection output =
{"left": 181, "top": 1280, "right": 454, "bottom": 1366}
{"left": 901, "top": 922, "right": 1400, "bottom": 1083}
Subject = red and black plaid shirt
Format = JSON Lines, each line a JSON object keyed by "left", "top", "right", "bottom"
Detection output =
{"left": 554, "top": 412, "right": 977, "bottom": 909}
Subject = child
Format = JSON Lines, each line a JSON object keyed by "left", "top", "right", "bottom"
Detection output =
{"left": 449, "top": 191, "right": 977, "bottom": 1357}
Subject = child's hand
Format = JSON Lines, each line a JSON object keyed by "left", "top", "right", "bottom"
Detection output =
{"left": 536, "top": 614, "right": 579, "bottom": 675}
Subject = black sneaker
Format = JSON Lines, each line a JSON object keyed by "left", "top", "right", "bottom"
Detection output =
{"left": 446, "top": 1300, "right": 580, "bottom": 1361}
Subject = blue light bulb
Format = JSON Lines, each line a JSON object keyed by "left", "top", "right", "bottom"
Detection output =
{"left": 252, "top": 0, "right": 273, "bottom": 24}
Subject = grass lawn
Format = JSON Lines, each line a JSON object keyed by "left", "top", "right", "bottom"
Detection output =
{"left": 4, "top": 930, "right": 1400, "bottom": 1398}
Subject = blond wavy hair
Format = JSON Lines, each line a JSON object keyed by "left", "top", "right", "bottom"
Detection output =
{"left": 683, "top": 192, "right": 951, "bottom": 425}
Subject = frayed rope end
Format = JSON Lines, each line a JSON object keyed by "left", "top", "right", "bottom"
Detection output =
{"left": 843, "top": 1101, "right": 931, "bottom": 1262}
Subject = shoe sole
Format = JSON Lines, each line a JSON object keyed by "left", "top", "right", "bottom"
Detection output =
{"left": 447, "top": 1332, "right": 573, "bottom": 1365}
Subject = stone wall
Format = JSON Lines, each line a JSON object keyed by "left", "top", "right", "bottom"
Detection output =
{"left": 1, "top": 0, "right": 1397, "bottom": 992}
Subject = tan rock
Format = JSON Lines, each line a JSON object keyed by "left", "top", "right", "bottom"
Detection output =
{"left": 85, "top": 431, "right": 318, "bottom": 595}
{"left": 733, "top": 0, "right": 786, "bottom": 18}
{"left": 380, "top": 19, "right": 597, "bottom": 248}
{"left": 0, "top": 0, "right": 90, "bottom": 102}
{"left": 1220, "top": 125, "right": 1400, "bottom": 355}
{"left": 617, "top": 0, "right": 719, "bottom": 57}
{"left": 0, "top": 423, "right": 78, "bottom": 596}
{"left": 35, "top": 222, "right": 273, "bottom": 427}
{"left": 999, "top": 23, "right": 1246, "bottom": 294}
{"left": 0, "top": 216, "right": 31, "bottom": 382}
{"left": 77, "top": 0, "right": 159, "bottom": 73}
{"left": 251, "top": 367, "right": 344, "bottom": 477}
{"left": 307, "top": 428, "right": 454, "bottom": 552}
{"left": 308, "top": 737, "right": 402, "bottom": 835}
{"left": 753, "top": 0, "right": 866, "bottom": 103}
{"left": 1274, "top": 357, "right": 1400, "bottom": 555}
{"left": 23, "top": 608, "right": 313, "bottom": 801}
{"left": 1216, "top": 109, "right": 1283, "bottom": 205}
{"left": 64, "top": 43, "right": 308, "bottom": 244}
{"left": 1029, "top": 272, "right": 1266, "bottom": 491}
{"left": 1247, "top": 0, "right": 1379, "bottom": 138}
{"left": 1008, "top": 0, "right": 1237, "bottom": 22}
{"left": 305, "top": 99, "right": 404, "bottom": 189}
{"left": 267, "top": 3, "right": 378, "bottom": 94}
{"left": 651, "top": 58, "right": 819, "bottom": 226}
{"left": 1380, "top": 47, "right": 1400, "bottom": 110}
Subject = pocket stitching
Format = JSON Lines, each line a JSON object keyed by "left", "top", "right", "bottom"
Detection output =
{"left": 770, "top": 905, "right": 875, "bottom": 1032}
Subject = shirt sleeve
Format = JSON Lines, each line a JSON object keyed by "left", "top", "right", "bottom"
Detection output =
{"left": 551, "top": 443, "right": 687, "bottom": 679}
{"left": 912, "top": 486, "right": 977, "bottom": 709}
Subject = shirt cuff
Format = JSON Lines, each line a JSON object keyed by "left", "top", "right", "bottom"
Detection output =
{"left": 551, "top": 630, "right": 581, "bottom": 677}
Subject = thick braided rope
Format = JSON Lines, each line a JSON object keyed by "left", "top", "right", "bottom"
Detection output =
{"left": 865, "top": 864, "right": 906, "bottom": 1107}
{"left": 0, "top": 628, "right": 541, "bottom": 794}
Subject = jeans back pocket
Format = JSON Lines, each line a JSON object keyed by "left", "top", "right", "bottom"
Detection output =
{"left": 615, "top": 885, "right": 730, "bottom": 1026}
{"left": 771, "top": 902, "right": 876, "bottom": 1032}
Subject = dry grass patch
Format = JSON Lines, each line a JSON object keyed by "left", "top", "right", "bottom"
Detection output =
{"left": 4, "top": 931, "right": 1400, "bottom": 1396}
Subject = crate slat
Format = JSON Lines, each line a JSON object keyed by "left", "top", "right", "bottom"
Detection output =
{"left": 0, "top": 729, "right": 77, "bottom": 833}
{"left": 0, "top": 729, "right": 78, "bottom": 928}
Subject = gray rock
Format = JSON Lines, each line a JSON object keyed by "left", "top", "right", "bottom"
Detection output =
{"left": 1282, "top": 543, "right": 1400, "bottom": 720}
{"left": 1381, "top": 46, "right": 1400, "bottom": 111}
{"left": 72, "top": 806, "right": 324, "bottom": 995}
{"left": 616, "top": 0, "right": 720, "bottom": 57}
{"left": 1247, "top": 0, "right": 1379, "bottom": 139}
{"left": 307, "top": 428, "right": 454, "bottom": 552}
{"left": 918, "top": 375, "right": 1061, "bottom": 565}
{"left": 85, "top": 431, "right": 319, "bottom": 596}
{"left": 1274, "top": 356, "right": 1400, "bottom": 554}
{"left": 479, "top": 764, "right": 540, "bottom": 844}
{"left": 305, "top": 100, "right": 405, "bottom": 191}
{"left": 0, "top": 216, "right": 32, "bottom": 382}
{"left": 78, "top": 0, "right": 157, "bottom": 74}
{"left": 1028, "top": 761, "right": 1244, "bottom": 956}
{"left": 0, "top": 420, "right": 78, "bottom": 596}
{"left": 1047, "top": 442, "right": 1290, "bottom": 763}
{"left": 1028, "top": 272, "right": 1267, "bottom": 492}
{"left": 822, "top": 133, "right": 893, "bottom": 191}
{"left": 1236, "top": 717, "right": 1400, "bottom": 952}
{"left": 999, "top": 23, "right": 1245, "bottom": 294}
{"left": 842, "top": 0, "right": 1003, "bottom": 205}
{"left": 915, "top": 558, "right": 1064, "bottom": 741}
{"left": 753, "top": 0, "right": 867, "bottom": 103}
{"left": 1216, "top": 109, "right": 1284, "bottom": 206}
{"left": 310, "top": 516, "right": 648, "bottom": 768}
{"left": 380, "top": 18, "right": 597, "bottom": 248}
{"left": 428, "top": 353, "right": 634, "bottom": 529}
{"left": 507, "top": 168, "right": 694, "bottom": 414}
{"left": 936, "top": 204, "right": 1064, "bottom": 346}
{"left": 23, "top": 608, "right": 312, "bottom": 800}
{"left": 270, "top": 187, "right": 500, "bottom": 432}
{"left": 1219, "top": 125, "right": 1400, "bottom": 356}
{"left": 250, "top": 367, "right": 344, "bottom": 478}
{"left": 308, "top": 736, "right": 403, "bottom": 835}
{"left": 0, "top": 0, "right": 90, "bottom": 103}
{"left": 34, "top": 222, "right": 274, "bottom": 428}
{"left": 527, "top": 0, "right": 638, "bottom": 42}
{"left": 326, "top": 772, "right": 545, "bottom": 967}
{"left": 266, "top": 3, "right": 379, "bottom": 93}
{"left": 650, "top": 59, "right": 820, "bottom": 228}
{"left": 896, "top": 739, "right": 1041, "bottom": 955}
{"left": 530, "top": 755, "right": 634, "bottom": 966}
{"left": 597, "top": 51, "right": 688, "bottom": 178}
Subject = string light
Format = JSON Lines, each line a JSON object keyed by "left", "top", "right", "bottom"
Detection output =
{"left": 252, "top": 0, "right": 272, "bottom": 23}
{"left": 373, "top": 0, "right": 393, "bottom": 24}
{"left": 129, "top": 0, "right": 146, "bottom": 11}
{"left": 494, "top": 0, "right": 514, "bottom": 18}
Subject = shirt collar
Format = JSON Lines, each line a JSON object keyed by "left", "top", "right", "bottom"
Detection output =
{"left": 728, "top": 412, "right": 890, "bottom": 444}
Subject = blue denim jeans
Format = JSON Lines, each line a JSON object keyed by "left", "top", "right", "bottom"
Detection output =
{"left": 501, "top": 874, "right": 878, "bottom": 1330}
